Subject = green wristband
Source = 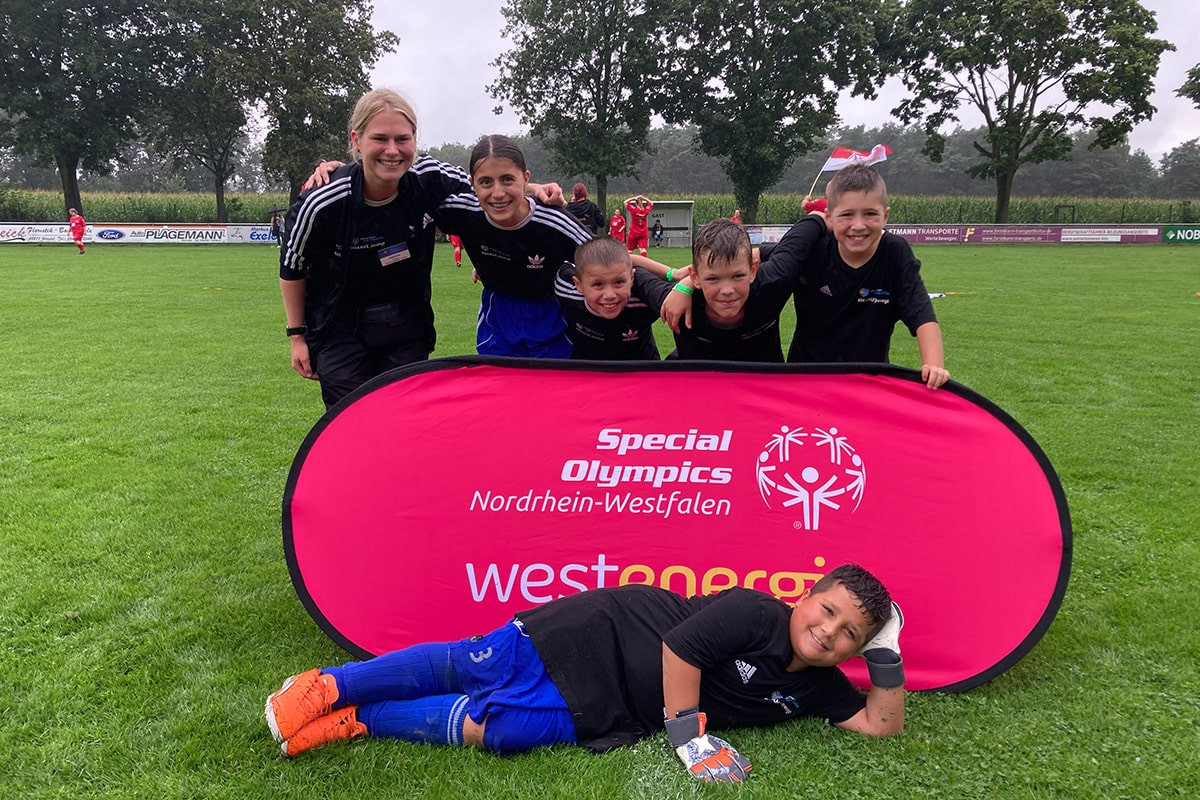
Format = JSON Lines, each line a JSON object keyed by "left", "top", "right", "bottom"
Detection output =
{"left": 666, "top": 267, "right": 675, "bottom": 282}
{"left": 672, "top": 283, "right": 694, "bottom": 296}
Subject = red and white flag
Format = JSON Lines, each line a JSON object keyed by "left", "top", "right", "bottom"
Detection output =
{"left": 820, "top": 144, "right": 892, "bottom": 172}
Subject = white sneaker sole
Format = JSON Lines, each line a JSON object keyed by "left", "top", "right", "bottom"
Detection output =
{"left": 264, "top": 673, "right": 301, "bottom": 743}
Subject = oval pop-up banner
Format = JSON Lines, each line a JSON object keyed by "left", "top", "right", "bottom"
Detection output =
{"left": 283, "top": 358, "right": 1070, "bottom": 693}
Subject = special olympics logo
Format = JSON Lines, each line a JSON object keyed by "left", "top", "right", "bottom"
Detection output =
{"left": 755, "top": 425, "right": 866, "bottom": 531}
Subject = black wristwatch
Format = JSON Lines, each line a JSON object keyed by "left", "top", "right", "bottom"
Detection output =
{"left": 286, "top": 325, "right": 307, "bottom": 337}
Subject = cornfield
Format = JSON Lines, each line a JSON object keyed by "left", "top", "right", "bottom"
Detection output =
{"left": 675, "top": 194, "right": 1200, "bottom": 225}
{"left": 1, "top": 187, "right": 1196, "bottom": 225}
{"left": 0, "top": 188, "right": 290, "bottom": 224}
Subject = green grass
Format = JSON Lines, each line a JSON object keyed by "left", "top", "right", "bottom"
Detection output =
{"left": 1, "top": 241, "right": 1198, "bottom": 798}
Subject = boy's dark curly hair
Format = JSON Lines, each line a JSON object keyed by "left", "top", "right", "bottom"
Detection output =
{"left": 810, "top": 563, "right": 893, "bottom": 635}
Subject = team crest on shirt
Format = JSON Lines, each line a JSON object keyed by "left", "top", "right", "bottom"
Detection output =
{"left": 755, "top": 424, "right": 867, "bottom": 531}
{"left": 769, "top": 691, "right": 799, "bottom": 715}
{"left": 527, "top": 254, "right": 545, "bottom": 270}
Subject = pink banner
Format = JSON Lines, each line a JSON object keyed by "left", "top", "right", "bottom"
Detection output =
{"left": 284, "top": 359, "right": 1070, "bottom": 692}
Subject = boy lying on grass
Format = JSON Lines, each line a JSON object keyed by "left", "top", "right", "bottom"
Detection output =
{"left": 266, "top": 563, "right": 905, "bottom": 784}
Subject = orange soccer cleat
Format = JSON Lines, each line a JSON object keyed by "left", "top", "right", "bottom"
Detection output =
{"left": 265, "top": 668, "right": 340, "bottom": 742}
{"left": 281, "top": 706, "right": 368, "bottom": 757}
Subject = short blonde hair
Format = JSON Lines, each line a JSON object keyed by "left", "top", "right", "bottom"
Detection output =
{"left": 348, "top": 89, "right": 418, "bottom": 162}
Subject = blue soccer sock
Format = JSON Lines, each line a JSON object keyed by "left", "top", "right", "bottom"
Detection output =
{"left": 322, "top": 641, "right": 462, "bottom": 710}
{"left": 357, "top": 694, "right": 470, "bottom": 746}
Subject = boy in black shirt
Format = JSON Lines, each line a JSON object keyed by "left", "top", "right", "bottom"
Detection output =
{"left": 554, "top": 237, "right": 674, "bottom": 360}
{"left": 665, "top": 217, "right": 826, "bottom": 362}
{"left": 265, "top": 564, "right": 905, "bottom": 784}
{"left": 786, "top": 166, "right": 949, "bottom": 388}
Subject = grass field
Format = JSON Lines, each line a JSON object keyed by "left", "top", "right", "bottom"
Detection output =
{"left": 1, "top": 241, "right": 1197, "bottom": 799}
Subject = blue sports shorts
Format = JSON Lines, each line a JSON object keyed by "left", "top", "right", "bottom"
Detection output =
{"left": 476, "top": 289, "right": 572, "bottom": 358}
{"left": 450, "top": 619, "right": 577, "bottom": 753}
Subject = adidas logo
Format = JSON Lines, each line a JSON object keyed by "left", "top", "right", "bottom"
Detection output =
{"left": 735, "top": 659, "right": 757, "bottom": 684}
{"left": 820, "top": 285, "right": 833, "bottom": 296}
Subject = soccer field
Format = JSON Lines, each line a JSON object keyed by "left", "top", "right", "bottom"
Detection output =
{"left": 1, "top": 242, "right": 1197, "bottom": 798}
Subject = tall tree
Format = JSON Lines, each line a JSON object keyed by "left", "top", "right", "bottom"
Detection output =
{"left": 655, "top": 0, "right": 892, "bottom": 223}
{"left": 0, "top": 1, "right": 175, "bottom": 214}
{"left": 1179, "top": 65, "right": 1200, "bottom": 109}
{"left": 490, "top": 0, "right": 665, "bottom": 214}
{"left": 255, "top": 0, "right": 396, "bottom": 199}
{"left": 147, "top": 1, "right": 259, "bottom": 221}
{"left": 894, "top": 0, "right": 1174, "bottom": 222}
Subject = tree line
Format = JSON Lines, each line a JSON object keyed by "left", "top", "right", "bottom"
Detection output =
{"left": 7, "top": 122, "right": 1193, "bottom": 211}
{"left": 491, "top": 0, "right": 1188, "bottom": 222}
{"left": 427, "top": 124, "right": 1200, "bottom": 210}
{"left": 3, "top": 0, "right": 1197, "bottom": 223}
{"left": 0, "top": 0, "right": 394, "bottom": 221}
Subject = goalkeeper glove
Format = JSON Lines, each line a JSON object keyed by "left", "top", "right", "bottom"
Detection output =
{"left": 858, "top": 601, "right": 905, "bottom": 688}
{"left": 665, "top": 707, "right": 752, "bottom": 783}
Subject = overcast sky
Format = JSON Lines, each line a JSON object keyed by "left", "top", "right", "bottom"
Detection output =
{"left": 370, "top": 0, "right": 1198, "bottom": 164}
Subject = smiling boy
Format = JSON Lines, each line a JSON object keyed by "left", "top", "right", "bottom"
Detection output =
{"left": 265, "top": 563, "right": 905, "bottom": 784}
{"left": 786, "top": 165, "right": 950, "bottom": 388}
{"left": 553, "top": 237, "right": 673, "bottom": 360}
{"left": 669, "top": 217, "right": 825, "bottom": 362}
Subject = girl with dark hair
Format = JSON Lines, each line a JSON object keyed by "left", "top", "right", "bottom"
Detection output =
{"left": 436, "top": 135, "right": 592, "bottom": 358}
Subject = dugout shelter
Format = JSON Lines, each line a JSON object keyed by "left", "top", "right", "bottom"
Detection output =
{"left": 646, "top": 200, "right": 693, "bottom": 248}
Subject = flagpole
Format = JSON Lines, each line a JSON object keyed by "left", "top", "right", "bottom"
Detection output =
{"left": 807, "top": 169, "right": 823, "bottom": 199}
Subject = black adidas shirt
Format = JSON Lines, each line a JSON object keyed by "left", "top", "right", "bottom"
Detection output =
{"left": 554, "top": 264, "right": 672, "bottom": 360}
{"left": 672, "top": 216, "right": 826, "bottom": 362}
{"left": 516, "top": 584, "right": 866, "bottom": 753}
{"left": 436, "top": 196, "right": 591, "bottom": 299}
{"left": 343, "top": 197, "right": 430, "bottom": 312}
{"left": 786, "top": 230, "right": 937, "bottom": 363}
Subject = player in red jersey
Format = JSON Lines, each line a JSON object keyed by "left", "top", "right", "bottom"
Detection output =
{"left": 68, "top": 208, "right": 86, "bottom": 254}
{"left": 624, "top": 194, "right": 653, "bottom": 256}
{"left": 609, "top": 208, "right": 626, "bottom": 243}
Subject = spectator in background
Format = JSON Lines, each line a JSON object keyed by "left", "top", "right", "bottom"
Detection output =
{"left": 565, "top": 183, "right": 605, "bottom": 236}
{"left": 651, "top": 219, "right": 664, "bottom": 247}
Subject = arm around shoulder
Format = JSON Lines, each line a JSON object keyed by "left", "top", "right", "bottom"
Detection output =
{"left": 630, "top": 253, "right": 677, "bottom": 279}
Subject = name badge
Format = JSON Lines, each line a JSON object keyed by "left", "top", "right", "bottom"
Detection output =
{"left": 378, "top": 242, "right": 411, "bottom": 266}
